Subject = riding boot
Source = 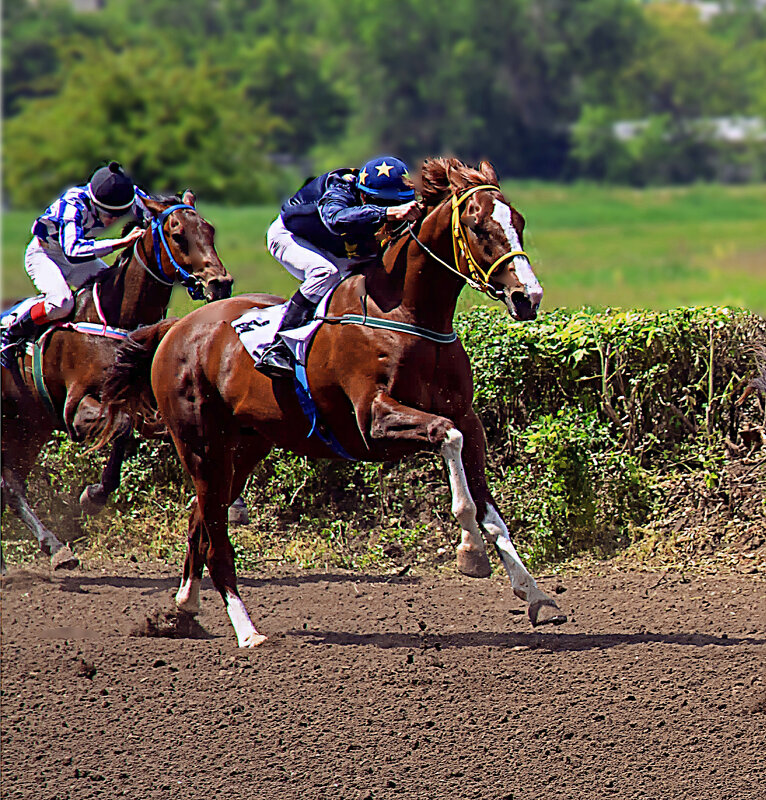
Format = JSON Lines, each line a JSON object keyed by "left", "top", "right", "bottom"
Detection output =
{"left": 0, "top": 309, "right": 45, "bottom": 370}
{"left": 255, "top": 291, "right": 319, "bottom": 377}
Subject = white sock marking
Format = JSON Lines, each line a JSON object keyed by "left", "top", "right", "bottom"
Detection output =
{"left": 482, "top": 505, "right": 549, "bottom": 606}
{"left": 441, "top": 429, "right": 484, "bottom": 552}
{"left": 225, "top": 590, "right": 265, "bottom": 648}
{"left": 176, "top": 576, "right": 201, "bottom": 613}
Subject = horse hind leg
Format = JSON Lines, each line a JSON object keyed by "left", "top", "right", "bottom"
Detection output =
{"left": 175, "top": 430, "right": 269, "bottom": 647}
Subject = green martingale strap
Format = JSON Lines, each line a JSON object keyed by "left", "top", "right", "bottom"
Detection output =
{"left": 32, "top": 340, "right": 57, "bottom": 418}
{"left": 329, "top": 314, "right": 458, "bottom": 344}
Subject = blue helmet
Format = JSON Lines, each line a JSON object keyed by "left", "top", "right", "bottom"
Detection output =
{"left": 357, "top": 156, "right": 415, "bottom": 202}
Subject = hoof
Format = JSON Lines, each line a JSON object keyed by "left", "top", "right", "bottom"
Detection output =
{"left": 240, "top": 632, "right": 268, "bottom": 648}
{"left": 175, "top": 598, "right": 201, "bottom": 615}
{"left": 456, "top": 544, "right": 492, "bottom": 578}
{"left": 79, "top": 485, "right": 107, "bottom": 516}
{"left": 50, "top": 546, "right": 79, "bottom": 571}
{"left": 227, "top": 498, "right": 250, "bottom": 526}
{"left": 528, "top": 598, "right": 567, "bottom": 627}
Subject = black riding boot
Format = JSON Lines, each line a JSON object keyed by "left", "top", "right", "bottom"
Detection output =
{"left": 255, "top": 291, "right": 319, "bottom": 377}
{"left": 0, "top": 309, "right": 43, "bottom": 369}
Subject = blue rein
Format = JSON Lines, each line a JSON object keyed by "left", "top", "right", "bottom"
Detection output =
{"left": 150, "top": 203, "right": 205, "bottom": 300}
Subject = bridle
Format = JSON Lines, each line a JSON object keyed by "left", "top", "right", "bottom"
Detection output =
{"left": 407, "top": 184, "right": 530, "bottom": 299}
{"left": 133, "top": 203, "right": 206, "bottom": 300}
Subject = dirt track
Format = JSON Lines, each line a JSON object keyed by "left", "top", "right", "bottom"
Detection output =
{"left": 1, "top": 563, "right": 764, "bottom": 800}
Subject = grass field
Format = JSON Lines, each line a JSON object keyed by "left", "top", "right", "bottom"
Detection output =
{"left": 3, "top": 181, "right": 765, "bottom": 316}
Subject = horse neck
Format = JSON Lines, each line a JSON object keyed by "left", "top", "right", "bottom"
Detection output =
{"left": 79, "top": 231, "right": 173, "bottom": 328}
{"left": 375, "top": 202, "right": 463, "bottom": 333}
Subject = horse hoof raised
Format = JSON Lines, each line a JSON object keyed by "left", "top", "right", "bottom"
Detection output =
{"left": 528, "top": 598, "right": 567, "bottom": 627}
{"left": 456, "top": 544, "right": 492, "bottom": 578}
{"left": 227, "top": 497, "right": 250, "bottom": 526}
{"left": 79, "top": 485, "right": 107, "bottom": 516}
{"left": 50, "top": 546, "right": 79, "bottom": 571}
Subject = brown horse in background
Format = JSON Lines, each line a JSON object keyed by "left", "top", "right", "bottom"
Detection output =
{"left": 1, "top": 192, "right": 232, "bottom": 568}
{"left": 101, "top": 158, "right": 566, "bottom": 646}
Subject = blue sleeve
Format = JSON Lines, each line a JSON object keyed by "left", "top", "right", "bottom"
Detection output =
{"left": 318, "top": 176, "right": 388, "bottom": 238}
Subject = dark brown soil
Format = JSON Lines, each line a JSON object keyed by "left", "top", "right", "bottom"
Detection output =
{"left": 2, "top": 563, "right": 764, "bottom": 800}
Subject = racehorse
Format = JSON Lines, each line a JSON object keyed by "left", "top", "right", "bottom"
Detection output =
{"left": 1, "top": 192, "right": 233, "bottom": 568}
{"left": 99, "top": 157, "right": 567, "bottom": 646}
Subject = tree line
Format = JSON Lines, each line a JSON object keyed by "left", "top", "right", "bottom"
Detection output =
{"left": 4, "top": 0, "right": 766, "bottom": 207}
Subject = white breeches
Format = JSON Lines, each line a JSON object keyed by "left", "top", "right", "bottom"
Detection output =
{"left": 25, "top": 238, "right": 109, "bottom": 320}
{"left": 266, "top": 217, "right": 357, "bottom": 303}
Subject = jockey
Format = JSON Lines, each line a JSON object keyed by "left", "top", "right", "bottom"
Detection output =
{"left": 257, "top": 155, "right": 422, "bottom": 375}
{"left": 0, "top": 161, "right": 148, "bottom": 367}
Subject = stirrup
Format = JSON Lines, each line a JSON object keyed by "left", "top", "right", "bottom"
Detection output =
{"left": 0, "top": 340, "right": 21, "bottom": 370}
{"left": 255, "top": 343, "right": 294, "bottom": 378}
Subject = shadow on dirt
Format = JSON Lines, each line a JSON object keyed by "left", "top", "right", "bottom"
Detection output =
{"left": 289, "top": 628, "right": 766, "bottom": 653}
{"left": 48, "top": 571, "right": 421, "bottom": 595}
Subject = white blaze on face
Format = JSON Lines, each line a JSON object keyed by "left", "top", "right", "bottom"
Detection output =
{"left": 491, "top": 200, "right": 543, "bottom": 307}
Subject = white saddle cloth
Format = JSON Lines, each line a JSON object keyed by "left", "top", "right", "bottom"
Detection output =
{"left": 232, "top": 290, "right": 334, "bottom": 367}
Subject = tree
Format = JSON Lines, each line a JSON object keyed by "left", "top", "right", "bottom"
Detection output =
{"left": 3, "top": 47, "right": 286, "bottom": 207}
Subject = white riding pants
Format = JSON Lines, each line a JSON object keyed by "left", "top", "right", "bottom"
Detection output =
{"left": 266, "top": 216, "right": 358, "bottom": 303}
{"left": 24, "top": 237, "right": 110, "bottom": 320}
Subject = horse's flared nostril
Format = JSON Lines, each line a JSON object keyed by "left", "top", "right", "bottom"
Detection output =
{"left": 206, "top": 277, "right": 233, "bottom": 301}
{"left": 510, "top": 291, "right": 536, "bottom": 321}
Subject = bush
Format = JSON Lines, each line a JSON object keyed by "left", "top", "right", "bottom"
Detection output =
{"left": 3, "top": 306, "right": 764, "bottom": 570}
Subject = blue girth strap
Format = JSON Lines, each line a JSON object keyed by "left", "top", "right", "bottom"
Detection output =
{"left": 293, "top": 363, "right": 357, "bottom": 461}
{"left": 151, "top": 203, "right": 204, "bottom": 300}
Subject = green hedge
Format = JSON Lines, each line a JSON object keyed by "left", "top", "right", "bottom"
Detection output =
{"left": 3, "top": 306, "right": 764, "bottom": 570}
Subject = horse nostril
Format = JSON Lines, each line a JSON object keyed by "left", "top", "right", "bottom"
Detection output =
{"left": 206, "top": 277, "right": 233, "bottom": 300}
{"left": 511, "top": 291, "right": 535, "bottom": 321}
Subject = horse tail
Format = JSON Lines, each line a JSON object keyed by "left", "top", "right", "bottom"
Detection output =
{"left": 93, "top": 318, "right": 178, "bottom": 449}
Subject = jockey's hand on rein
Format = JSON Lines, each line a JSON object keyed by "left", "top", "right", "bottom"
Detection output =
{"left": 386, "top": 201, "right": 422, "bottom": 223}
{"left": 114, "top": 228, "right": 145, "bottom": 250}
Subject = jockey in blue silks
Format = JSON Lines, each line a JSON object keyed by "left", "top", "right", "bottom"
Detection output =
{"left": 1, "top": 162, "right": 149, "bottom": 368}
{"left": 257, "top": 155, "right": 422, "bottom": 376}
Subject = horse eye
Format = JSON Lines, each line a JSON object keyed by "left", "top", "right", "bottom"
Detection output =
{"left": 172, "top": 232, "right": 189, "bottom": 253}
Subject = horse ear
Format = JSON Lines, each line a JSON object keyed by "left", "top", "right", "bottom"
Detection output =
{"left": 182, "top": 190, "right": 196, "bottom": 207}
{"left": 141, "top": 197, "right": 166, "bottom": 217}
{"left": 478, "top": 160, "right": 498, "bottom": 186}
{"left": 445, "top": 158, "right": 470, "bottom": 192}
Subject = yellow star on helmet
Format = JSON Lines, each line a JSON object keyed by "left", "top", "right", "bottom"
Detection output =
{"left": 375, "top": 161, "right": 393, "bottom": 177}
{"left": 359, "top": 168, "right": 369, "bottom": 185}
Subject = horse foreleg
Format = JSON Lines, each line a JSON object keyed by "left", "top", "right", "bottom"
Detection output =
{"left": 370, "top": 392, "right": 491, "bottom": 575}
{"left": 1, "top": 471, "right": 79, "bottom": 570}
{"left": 455, "top": 411, "right": 566, "bottom": 626}
{"left": 80, "top": 429, "right": 132, "bottom": 515}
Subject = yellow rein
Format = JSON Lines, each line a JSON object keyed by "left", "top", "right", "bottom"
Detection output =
{"left": 451, "top": 184, "right": 529, "bottom": 292}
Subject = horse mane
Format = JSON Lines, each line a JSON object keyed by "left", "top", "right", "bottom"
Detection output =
{"left": 420, "top": 157, "right": 497, "bottom": 207}
{"left": 111, "top": 191, "right": 183, "bottom": 269}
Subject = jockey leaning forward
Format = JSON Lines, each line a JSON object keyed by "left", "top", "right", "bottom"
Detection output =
{"left": 0, "top": 161, "right": 148, "bottom": 368}
{"left": 256, "top": 155, "right": 422, "bottom": 376}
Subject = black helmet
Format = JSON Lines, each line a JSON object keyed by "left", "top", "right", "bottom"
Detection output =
{"left": 87, "top": 161, "right": 135, "bottom": 212}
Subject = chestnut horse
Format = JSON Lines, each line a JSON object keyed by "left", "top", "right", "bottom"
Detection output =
{"left": 101, "top": 158, "right": 566, "bottom": 645}
{"left": 1, "top": 192, "right": 232, "bottom": 568}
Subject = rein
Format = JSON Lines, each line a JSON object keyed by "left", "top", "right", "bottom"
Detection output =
{"left": 133, "top": 203, "right": 205, "bottom": 300}
{"left": 407, "top": 183, "right": 530, "bottom": 299}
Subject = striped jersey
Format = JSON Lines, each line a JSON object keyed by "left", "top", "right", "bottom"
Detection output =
{"left": 31, "top": 186, "right": 150, "bottom": 264}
